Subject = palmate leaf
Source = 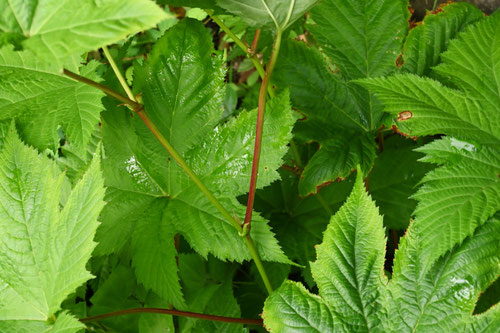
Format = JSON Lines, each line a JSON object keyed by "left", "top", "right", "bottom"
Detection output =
{"left": 97, "top": 20, "right": 295, "bottom": 306}
{"left": 0, "top": 48, "right": 104, "bottom": 152}
{"left": 0, "top": 0, "right": 167, "bottom": 66}
{"left": 216, "top": 0, "right": 318, "bottom": 30}
{"left": 263, "top": 173, "right": 500, "bottom": 333}
{"left": 360, "top": 14, "right": 500, "bottom": 263}
{"left": 401, "top": 2, "right": 484, "bottom": 76}
{"left": 0, "top": 125, "right": 104, "bottom": 332}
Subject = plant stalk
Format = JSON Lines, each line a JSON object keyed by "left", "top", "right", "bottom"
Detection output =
{"left": 102, "top": 46, "right": 135, "bottom": 101}
{"left": 243, "top": 31, "right": 282, "bottom": 232}
{"left": 63, "top": 65, "right": 274, "bottom": 295}
{"left": 208, "top": 13, "right": 266, "bottom": 80}
{"left": 80, "top": 307, "right": 263, "bottom": 326}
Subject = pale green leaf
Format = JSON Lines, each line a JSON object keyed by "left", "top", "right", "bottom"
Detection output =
{"left": 0, "top": 0, "right": 167, "bottom": 66}
{"left": 401, "top": 2, "right": 483, "bottom": 76}
{"left": 0, "top": 125, "right": 104, "bottom": 328}
{"left": 263, "top": 281, "right": 339, "bottom": 333}
{"left": 131, "top": 199, "right": 185, "bottom": 309}
{"left": 310, "top": 171, "right": 386, "bottom": 331}
{"left": 387, "top": 215, "right": 500, "bottom": 332}
{"left": 216, "top": 0, "right": 318, "bottom": 30}
{"left": 0, "top": 48, "right": 104, "bottom": 151}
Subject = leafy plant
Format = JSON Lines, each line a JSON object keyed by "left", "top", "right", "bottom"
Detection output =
{"left": 0, "top": 0, "right": 498, "bottom": 332}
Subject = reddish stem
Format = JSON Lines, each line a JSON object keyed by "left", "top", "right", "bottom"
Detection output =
{"left": 80, "top": 308, "right": 263, "bottom": 326}
{"left": 250, "top": 29, "right": 261, "bottom": 53}
{"left": 243, "top": 33, "right": 282, "bottom": 231}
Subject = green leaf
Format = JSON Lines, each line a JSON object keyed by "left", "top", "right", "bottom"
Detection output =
{"left": 0, "top": 0, "right": 167, "bottom": 66}
{"left": 299, "top": 132, "right": 376, "bottom": 196}
{"left": 178, "top": 254, "right": 243, "bottom": 332}
{"left": 274, "top": 40, "right": 376, "bottom": 195}
{"left": 98, "top": 19, "right": 295, "bottom": 306}
{"left": 467, "top": 304, "right": 500, "bottom": 333}
{"left": 369, "top": 136, "right": 434, "bottom": 230}
{"left": 263, "top": 165, "right": 500, "bottom": 333}
{"left": 309, "top": 0, "right": 409, "bottom": 80}
{"left": 0, "top": 48, "right": 104, "bottom": 152}
{"left": 359, "top": 14, "right": 500, "bottom": 146}
{"left": 256, "top": 171, "right": 354, "bottom": 286}
{"left": 264, "top": 170, "right": 387, "bottom": 332}
{"left": 131, "top": 199, "right": 185, "bottom": 309}
{"left": 401, "top": 2, "right": 484, "bottom": 76}
{"left": 134, "top": 18, "right": 225, "bottom": 161}
{"left": 0, "top": 125, "right": 104, "bottom": 329}
{"left": 216, "top": 0, "right": 318, "bottom": 30}
{"left": 263, "top": 281, "right": 339, "bottom": 332}
{"left": 410, "top": 137, "right": 500, "bottom": 264}
{"left": 387, "top": 214, "right": 500, "bottom": 332}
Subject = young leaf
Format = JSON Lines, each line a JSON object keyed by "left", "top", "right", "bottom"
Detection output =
{"left": 401, "top": 2, "right": 484, "bottom": 76}
{"left": 0, "top": 125, "right": 104, "bottom": 331}
{"left": 216, "top": 0, "right": 318, "bottom": 31}
{"left": 0, "top": 0, "right": 167, "bottom": 66}
{"left": 0, "top": 48, "right": 104, "bottom": 152}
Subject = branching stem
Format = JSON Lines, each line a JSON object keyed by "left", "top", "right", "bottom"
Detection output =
{"left": 63, "top": 64, "right": 273, "bottom": 295}
{"left": 102, "top": 46, "right": 135, "bottom": 101}
{"left": 243, "top": 31, "right": 282, "bottom": 232}
{"left": 80, "top": 307, "right": 263, "bottom": 326}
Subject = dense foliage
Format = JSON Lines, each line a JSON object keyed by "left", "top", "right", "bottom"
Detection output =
{"left": 0, "top": 0, "right": 498, "bottom": 332}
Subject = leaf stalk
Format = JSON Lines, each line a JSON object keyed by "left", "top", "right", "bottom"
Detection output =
{"left": 243, "top": 31, "right": 282, "bottom": 233}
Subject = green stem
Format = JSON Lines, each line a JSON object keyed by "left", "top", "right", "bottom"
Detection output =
{"left": 244, "top": 235, "right": 273, "bottom": 294}
{"left": 208, "top": 12, "right": 276, "bottom": 97}
{"left": 63, "top": 67, "right": 274, "bottom": 295}
{"left": 80, "top": 307, "right": 263, "bottom": 326}
{"left": 289, "top": 139, "right": 303, "bottom": 168}
{"left": 243, "top": 30, "right": 282, "bottom": 232}
{"left": 62, "top": 69, "right": 140, "bottom": 110}
{"left": 102, "top": 46, "right": 135, "bottom": 101}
